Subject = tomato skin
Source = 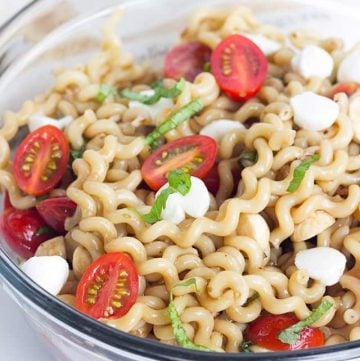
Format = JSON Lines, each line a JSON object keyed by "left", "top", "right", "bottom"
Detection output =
{"left": 211, "top": 34, "right": 268, "bottom": 101}
{"left": 327, "top": 82, "right": 360, "bottom": 98}
{"left": 0, "top": 208, "right": 56, "bottom": 258}
{"left": 164, "top": 41, "right": 212, "bottom": 82}
{"left": 141, "top": 135, "right": 217, "bottom": 191}
{"left": 36, "top": 197, "right": 77, "bottom": 234}
{"left": 203, "top": 165, "right": 241, "bottom": 196}
{"left": 13, "top": 125, "right": 70, "bottom": 196}
{"left": 245, "top": 313, "right": 324, "bottom": 351}
{"left": 3, "top": 192, "right": 12, "bottom": 209}
{"left": 76, "top": 252, "right": 138, "bottom": 319}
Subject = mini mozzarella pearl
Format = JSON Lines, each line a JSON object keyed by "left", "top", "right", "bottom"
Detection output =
{"left": 243, "top": 33, "right": 282, "bottom": 55}
{"left": 28, "top": 114, "right": 73, "bottom": 132}
{"left": 129, "top": 89, "right": 173, "bottom": 120}
{"left": 290, "top": 91, "right": 339, "bottom": 131}
{"left": 200, "top": 119, "right": 244, "bottom": 142}
{"left": 337, "top": 51, "right": 360, "bottom": 83}
{"left": 156, "top": 176, "right": 210, "bottom": 225}
{"left": 295, "top": 247, "right": 346, "bottom": 286}
{"left": 21, "top": 256, "right": 69, "bottom": 296}
{"left": 291, "top": 45, "right": 334, "bottom": 79}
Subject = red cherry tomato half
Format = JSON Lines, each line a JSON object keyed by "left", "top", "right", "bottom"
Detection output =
{"left": 203, "top": 164, "right": 241, "bottom": 196}
{"left": 245, "top": 313, "right": 324, "bottom": 351}
{"left": 141, "top": 135, "right": 217, "bottom": 191}
{"left": 36, "top": 196, "right": 77, "bottom": 234}
{"left": 13, "top": 125, "right": 70, "bottom": 196}
{"left": 211, "top": 34, "right": 268, "bottom": 101}
{"left": 3, "top": 192, "right": 12, "bottom": 209}
{"left": 164, "top": 41, "right": 212, "bottom": 82}
{"left": 327, "top": 82, "right": 360, "bottom": 98}
{"left": 76, "top": 252, "right": 139, "bottom": 319}
{"left": 0, "top": 208, "right": 55, "bottom": 258}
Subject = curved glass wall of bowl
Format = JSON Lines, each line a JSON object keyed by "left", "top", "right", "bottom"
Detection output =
{"left": 1, "top": 0, "right": 360, "bottom": 360}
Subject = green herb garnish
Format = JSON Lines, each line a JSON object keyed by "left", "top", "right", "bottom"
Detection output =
{"left": 203, "top": 62, "right": 211, "bottom": 72}
{"left": 70, "top": 146, "right": 86, "bottom": 164}
{"left": 120, "top": 78, "right": 185, "bottom": 105}
{"left": 35, "top": 225, "right": 52, "bottom": 236}
{"left": 278, "top": 299, "right": 333, "bottom": 344}
{"left": 243, "top": 292, "right": 260, "bottom": 307}
{"left": 36, "top": 194, "right": 49, "bottom": 202}
{"left": 238, "top": 150, "right": 258, "bottom": 167}
{"left": 145, "top": 99, "right": 203, "bottom": 147}
{"left": 167, "top": 278, "right": 211, "bottom": 351}
{"left": 287, "top": 154, "right": 320, "bottom": 193}
{"left": 96, "top": 84, "right": 118, "bottom": 103}
{"left": 240, "top": 340, "right": 253, "bottom": 352}
{"left": 143, "top": 169, "right": 191, "bottom": 224}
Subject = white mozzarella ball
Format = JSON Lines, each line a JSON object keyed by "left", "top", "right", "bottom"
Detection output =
{"left": 291, "top": 45, "right": 334, "bottom": 79}
{"left": 290, "top": 91, "right": 339, "bottom": 131}
{"left": 295, "top": 247, "right": 346, "bottom": 286}
{"left": 243, "top": 33, "right": 282, "bottom": 55}
{"left": 28, "top": 114, "right": 73, "bottom": 132}
{"left": 156, "top": 176, "right": 210, "bottom": 225}
{"left": 21, "top": 256, "right": 69, "bottom": 296}
{"left": 337, "top": 51, "right": 360, "bottom": 83}
{"left": 129, "top": 89, "right": 173, "bottom": 120}
{"left": 200, "top": 119, "right": 244, "bottom": 142}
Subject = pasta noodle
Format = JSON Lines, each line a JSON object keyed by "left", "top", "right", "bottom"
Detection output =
{"left": 1, "top": 5, "right": 360, "bottom": 354}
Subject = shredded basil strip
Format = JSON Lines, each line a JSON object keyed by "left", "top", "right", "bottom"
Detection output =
{"left": 167, "top": 278, "right": 211, "bottom": 351}
{"left": 143, "top": 170, "right": 191, "bottom": 224}
{"left": 96, "top": 84, "right": 118, "bottom": 103}
{"left": 70, "top": 146, "right": 86, "bottom": 164}
{"left": 120, "top": 78, "right": 185, "bottom": 105}
{"left": 240, "top": 340, "right": 253, "bottom": 353}
{"left": 145, "top": 99, "right": 203, "bottom": 146}
{"left": 203, "top": 62, "right": 211, "bottom": 72}
{"left": 36, "top": 194, "right": 49, "bottom": 202}
{"left": 35, "top": 225, "right": 52, "bottom": 236}
{"left": 278, "top": 299, "right": 333, "bottom": 345}
{"left": 243, "top": 292, "right": 260, "bottom": 307}
{"left": 238, "top": 150, "right": 258, "bottom": 167}
{"left": 287, "top": 154, "right": 320, "bottom": 193}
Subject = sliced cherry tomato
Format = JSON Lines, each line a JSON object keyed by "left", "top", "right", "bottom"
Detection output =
{"left": 164, "top": 41, "right": 212, "bottom": 82}
{"left": 245, "top": 313, "right": 324, "bottom": 351}
{"left": 36, "top": 196, "right": 77, "bottom": 234}
{"left": 142, "top": 135, "right": 217, "bottom": 191}
{"left": 211, "top": 34, "right": 268, "bottom": 101}
{"left": 76, "top": 252, "right": 138, "bottom": 319}
{"left": 13, "top": 125, "right": 70, "bottom": 196}
{"left": 3, "top": 192, "right": 12, "bottom": 209}
{"left": 0, "top": 208, "right": 56, "bottom": 258}
{"left": 327, "top": 82, "right": 360, "bottom": 98}
{"left": 203, "top": 164, "right": 241, "bottom": 196}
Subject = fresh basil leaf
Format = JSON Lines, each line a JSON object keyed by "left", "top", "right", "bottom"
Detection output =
{"left": 96, "top": 84, "right": 117, "bottom": 103}
{"left": 70, "top": 146, "right": 86, "bottom": 165}
{"left": 243, "top": 292, "right": 259, "bottom": 307}
{"left": 278, "top": 299, "right": 333, "bottom": 344}
{"left": 145, "top": 99, "right": 203, "bottom": 147}
{"left": 168, "top": 169, "right": 191, "bottom": 196}
{"left": 142, "top": 170, "right": 191, "bottom": 224}
{"left": 287, "top": 154, "right": 320, "bottom": 193}
{"left": 203, "top": 62, "right": 211, "bottom": 72}
{"left": 35, "top": 225, "right": 52, "bottom": 236}
{"left": 143, "top": 187, "right": 175, "bottom": 225}
{"left": 167, "top": 278, "right": 210, "bottom": 351}
{"left": 240, "top": 340, "right": 253, "bottom": 352}
{"left": 238, "top": 150, "right": 258, "bottom": 167}
{"left": 120, "top": 78, "right": 185, "bottom": 105}
{"left": 36, "top": 194, "right": 49, "bottom": 202}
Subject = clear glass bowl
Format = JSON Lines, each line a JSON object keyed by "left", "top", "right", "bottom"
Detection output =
{"left": 1, "top": 0, "right": 360, "bottom": 360}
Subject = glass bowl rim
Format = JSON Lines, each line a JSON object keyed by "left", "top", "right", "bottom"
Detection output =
{"left": 1, "top": 0, "right": 360, "bottom": 359}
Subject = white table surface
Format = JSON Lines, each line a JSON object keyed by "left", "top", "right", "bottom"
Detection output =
{"left": 1, "top": 1, "right": 360, "bottom": 361}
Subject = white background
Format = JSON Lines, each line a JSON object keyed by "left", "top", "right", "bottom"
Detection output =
{"left": 1, "top": 0, "right": 360, "bottom": 361}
